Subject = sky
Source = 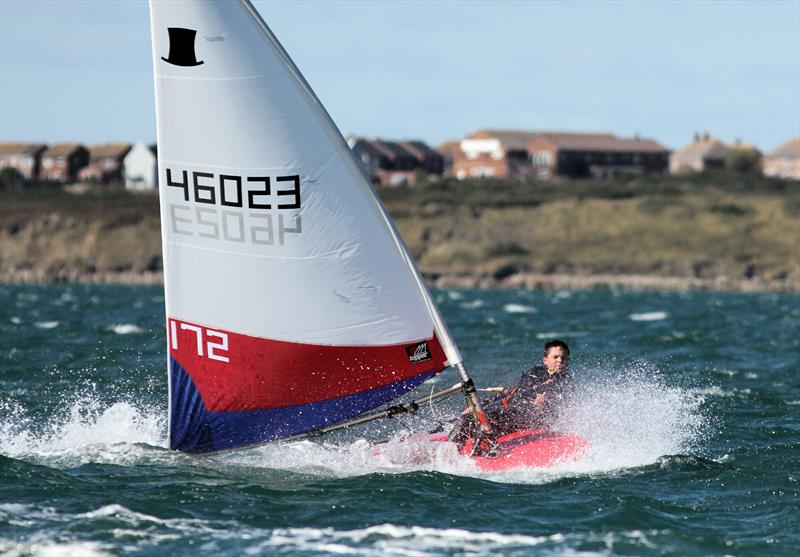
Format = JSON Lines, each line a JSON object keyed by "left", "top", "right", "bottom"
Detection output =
{"left": 1, "top": 0, "right": 798, "bottom": 152}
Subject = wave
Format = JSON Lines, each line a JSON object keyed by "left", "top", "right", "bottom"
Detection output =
{"left": 503, "top": 303, "right": 536, "bottom": 314}
{"left": 0, "top": 503, "right": 669, "bottom": 557}
{"left": 629, "top": 311, "right": 668, "bottom": 321}
{"left": 108, "top": 324, "right": 143, "bottom": 335}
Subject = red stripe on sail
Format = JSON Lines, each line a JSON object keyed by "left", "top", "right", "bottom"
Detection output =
{"left": 168, "top": 317, "right": 447, "bottom": 412}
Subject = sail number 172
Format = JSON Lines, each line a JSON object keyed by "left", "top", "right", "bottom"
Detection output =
{"left": 169, "top": 320, "right": 230, "bottom": 363}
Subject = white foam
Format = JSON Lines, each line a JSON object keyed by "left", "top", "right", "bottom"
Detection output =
{"left": 503, "top": 303, "right": 535, "bottom": 314}
{"left": 0, "top": 540, "right": 113, "bottom": 557}
{"left": 34, "top": 321, "right": 60, "bottom": 329}
{"left": 629, "top": 311, "right": 668, "bottom": 321}
{"left": 547, "top": 365, "right": 707, "bottom": 475}
{"left": 10, "top": 316, "right": 21, "bottom": 325}
{"left": 108, "top": 324, "right": 143, "bottom": 335}
{"left": 460, "top": 299, "right": 484, "bottom": 309}
{"left": 535, "top": 332, "right": 586, "bottom": 340}
{"left": 0, "top": 396, "right": 166, "bottom": 468}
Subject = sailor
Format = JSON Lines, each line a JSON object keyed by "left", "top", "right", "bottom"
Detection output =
{"left": 448, "top": 339, "right": 571, "bottom": 449}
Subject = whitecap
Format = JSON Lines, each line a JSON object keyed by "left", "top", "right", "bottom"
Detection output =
{"left": 503, "top": 303, "right": 535, "bottom": 314}
{"left": 461, "top": 299, "right": 484, "bottom": 309}
{"left": 0, "top": 540, "right": 113, "bottom": 557}
{"left": 629, "top": 311, "right": 668, "bottom": 321}
{"left": 109, "top": 324, "right": 142, "bottom": 335}
{"left": 34, "top": 321, "right": 60, "bottom": 329}
{"left": 10, "top": 316, "right": 21, "bottom": 325}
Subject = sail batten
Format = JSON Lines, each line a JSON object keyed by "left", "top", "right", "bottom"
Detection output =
{"left": 149, "top": 0, "right": 461, "bottom": 452}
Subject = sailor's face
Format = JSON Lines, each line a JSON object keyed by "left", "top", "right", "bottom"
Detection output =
{"left": 543, "top": 347, "right": 568, "bottom": 374}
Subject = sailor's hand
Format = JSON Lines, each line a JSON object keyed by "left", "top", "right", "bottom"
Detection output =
{"left": 533, "top": 393, "right": 546, "bottom": 406}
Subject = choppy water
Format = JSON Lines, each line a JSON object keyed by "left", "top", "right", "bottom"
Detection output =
{"left": 1, "top": 284, "right": 798, "bottom": 556}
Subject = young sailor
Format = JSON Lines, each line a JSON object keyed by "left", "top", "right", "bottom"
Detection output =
{"left": 448, "top": 340, "right": 571, "bottom": 449}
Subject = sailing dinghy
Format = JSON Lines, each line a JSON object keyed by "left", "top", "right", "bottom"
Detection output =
{"left": 149, "top": 0, "right": 586, "bottom": 469}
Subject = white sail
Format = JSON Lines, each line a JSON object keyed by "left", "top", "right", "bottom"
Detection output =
{"left": 149, "top": 0, "right": 460, "bottom": 452}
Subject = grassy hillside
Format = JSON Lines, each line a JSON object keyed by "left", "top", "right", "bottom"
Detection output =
{"left": 1, "top": 174, "right": 798, "bottom": 289}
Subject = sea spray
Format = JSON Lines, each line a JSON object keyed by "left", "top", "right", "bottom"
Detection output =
{"left": 553, "top": 361, "right": 708, "bottom": 472}
{"left": 0, "top": 392, "right": 165, "bottom": 467}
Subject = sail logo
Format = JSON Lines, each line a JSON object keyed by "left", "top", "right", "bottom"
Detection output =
{"left": 406, "top": 341, "right": 431, "bottom": 363}
{"left": 162, "top": 27, "right": 204, "bottom": 67}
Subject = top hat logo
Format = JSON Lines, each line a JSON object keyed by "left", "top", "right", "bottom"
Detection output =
{"left": 162, "top": 27, "right": 204, "bottom": 67}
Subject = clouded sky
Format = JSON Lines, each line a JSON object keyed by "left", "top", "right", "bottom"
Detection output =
{"left": 1, "top": 0, "right": 798, "bottom": 151}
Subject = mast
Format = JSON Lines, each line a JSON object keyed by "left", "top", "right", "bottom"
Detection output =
{"left": 240, "top": 0, "right": 494, "bottom": 438}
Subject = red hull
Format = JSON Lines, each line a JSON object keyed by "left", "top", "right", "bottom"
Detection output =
{"left": 430, "top": 429, "right": 588, "bottom": 471}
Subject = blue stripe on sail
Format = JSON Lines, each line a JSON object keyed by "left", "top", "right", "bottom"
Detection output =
{"left": 169, "top": 357, "right": 437, "bottom": 453}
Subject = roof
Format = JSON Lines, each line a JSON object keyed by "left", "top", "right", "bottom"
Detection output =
{"left": 371, "top": 139, "right": 416, "bottom": 161}
{"left": 672, "top": 138, "right": 731, "bottom": 160}
{"left": 468, "top": 129, "right": 543, "bottom": 151}
{"left": 398, "top": 140, "right": 440, "bottom": 160}
{"left": 87, "top": 143, "right": 132, "bottom": 159}
{"left": 42, "top": 143, "right": 86, "bottom": 158}
{"left": 467, "top": 129, "right": 665, "bottom": 153}
{"left": 436, "top": 140, "right": 462, "bottom": 159}
{"left": 767, "top": 138, "right": 800, "bottom": 159}
{"left": 535, "top": 132, "right": 666, "bottom": 153}
{"left": 0, "top": 142, "right": 47, "bottom": 156}
{"left": 348, "top": 137, "right": 386, "bottom": 159}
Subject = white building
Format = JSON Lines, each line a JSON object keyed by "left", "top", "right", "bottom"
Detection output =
{"left": 124, "top": 143, "right": 158, "bottom": 190}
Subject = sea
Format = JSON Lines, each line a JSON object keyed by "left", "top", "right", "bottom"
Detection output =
{"left": 1, "top": 284, "right": 798, "bottom": 557}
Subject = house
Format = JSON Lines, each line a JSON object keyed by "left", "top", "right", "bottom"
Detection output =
{"left": 527, "top": 132, "right": 668, "bottom": 179}
{"left": 348, "top": 137, "right": 443, "bottom": 186}
{"left": 398, "top": 140, "right": 444, "bottom": 175}
{"left": 348, "top": 137, "right": 391, "bottom": 184}
{"left": 78, "top": 143, "right": 132, "bottom": 184}
{"left": 669, "top": 133, "right": 731, "bottom": 173}
{"left": 454, "top": 129, "right": 539, "bottom": 180}
{"left": 39, "top": 143, "right": 90, "bottom": 182}
{"left": 0, "top": 143, "right": 47, "bottom": 181}
{"left": 452, "top": 129, "right": 668, "bottom": 180}
{"left": 762, "top": 138, "right": 800, "bottom": 180}
{"left": 124, "top": 143, "right": 159, "bottom": 190}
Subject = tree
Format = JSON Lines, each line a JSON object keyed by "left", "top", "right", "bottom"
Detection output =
{"left": 726, "top": 148, "right": 762, "bottom": 174}
{"left": 0, "top": 167, "right": 25, "bottom": 191}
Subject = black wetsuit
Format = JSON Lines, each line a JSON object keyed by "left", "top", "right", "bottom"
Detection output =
{"left": 448, "top": 364, "right": 570, "bottom": 448}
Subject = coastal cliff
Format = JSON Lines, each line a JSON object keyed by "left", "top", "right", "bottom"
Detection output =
{"left": 2, "top": 174, "right": 798, "bottom": 291}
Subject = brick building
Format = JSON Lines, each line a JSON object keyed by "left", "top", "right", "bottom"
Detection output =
{"left": 0, "top": 143, "right": 47, "bottom": 180}
{"left": 452, "top": 129, "right": 668, "bottom": 180}
{"left": 528, "top": 133, "right": 668, "bottom": 179}
{"left": 454, "top": 130, "right": 538, "bottom": 180}
{"left": 762, "top": 138, "right": 800, "bottom": 180}
{"left": 39, "top": 143, "right": 89, "bottom": 182}
{"left": 79, "top": 143, "right": 132, "bottom": 184}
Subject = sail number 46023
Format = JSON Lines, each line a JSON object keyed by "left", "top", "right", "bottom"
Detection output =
{"left": 169, "top": 320, "right": 229, "bottom": 363}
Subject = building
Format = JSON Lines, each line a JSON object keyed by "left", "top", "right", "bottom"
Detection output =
{"left": 762, "top": 138, "right": 800, "bottom": 180}
{"left": 452, "top": 129, "right": 668, "bottom": 180}
{"left": 669, "top": 133, "right": 731, "bottom": 173}
{"left": 0, "top": 142, "right": 47, "bottom": 180}
{"left": 78, "top": 143, "right": 132, "bottom": 184}
{"left": 39, "top": 143, "right": 89, "bottom": 182}
{"left": 124, "top": 143, "right": 159, "bottom": 190}
{"left": 398, "top": 140, "right": 444, "bottom": 175}
{"left": 528, "top": 133, "right": 668, "bottom": 179}
{"left": 348, "top": 137, "right": 443, "bottom": 186}
{"left": 453, "top": 129, "right": 538, "bottom": 180}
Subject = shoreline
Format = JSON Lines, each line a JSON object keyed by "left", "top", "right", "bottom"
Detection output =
{"left": 2, "top": 269, "right": 797, "bottom": 293}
